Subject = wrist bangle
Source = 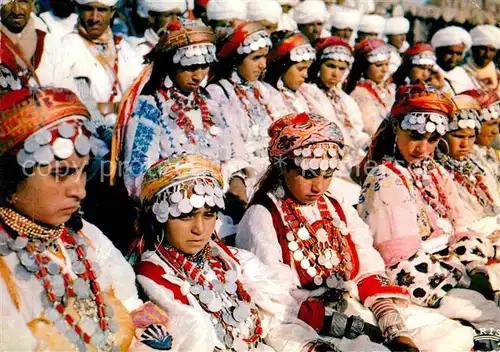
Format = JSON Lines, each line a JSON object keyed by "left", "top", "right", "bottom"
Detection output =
{"left": 346, "top": 315, "right": 365, "bottom": 339}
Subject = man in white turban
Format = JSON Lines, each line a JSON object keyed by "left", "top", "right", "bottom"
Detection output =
{"left": 431, "top": 26, "right": 475, "bottom": 94}
{"left": 247, "top": 0, "right": 282, "bottom": 33}
{"left": 356, "top": 13, "right": 385, "bottom": 42}
{"left": 276, "top": 0, "right": 297, "bottom": 31}
{"left": 293, "top": 0, "right": 328, "bottom": 43}
{"left": 207, "top": 0, "right": 246, "bottom": 38}
{"left": 385, "top": 16, "right": 410, "bottom": 75}
{"left": 131, "top": 0, "right": 189, "bottom": 56}
{"left": 48, "top": 0, "right": 143, "bottom": 131}
{"left": 328, "top": 5, "right": 360, "bottom": 45}
{"left": 0, "top": 0, "right": 63, "bottom": 86}
{"left": 33, "top": 0, "right": 78, "bottom": 37}
{"left": 464, "top": 25, "right": 500, "bottom": 94}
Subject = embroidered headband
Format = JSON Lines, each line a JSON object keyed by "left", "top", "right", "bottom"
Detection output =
{"left": 356, "top": 39, "right": 391, "bottom": 64}
{"left": 268, "top": 112, "right": 344, "bottom": 172}
{"left": 449, "top": 94, "right": 481, "bottom": 131}
{"left": 141, "top": 154, "right": 225, "bottom": 222}
{"left": 267, "top": 33, "right": 315, "bottom": 64}
{"left": 461, "top": 90, "right": 500, "bottom": 122}
{"left": 315, "top": 36, "right": 354, "bottom": 64}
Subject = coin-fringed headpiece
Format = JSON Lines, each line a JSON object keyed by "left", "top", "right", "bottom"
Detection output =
{"left": 405, "top": 43, "right": 436, "bottom": 66}
{"left": 0, "top": 87, "right": 97, "bottom": 169}
{"left": 153, "top": 20, "right": 217, "bottom": 66}
{"left": 268, "top": 112, "right": 344, "bottom": 172}
{"left": 267, "top": 33, "right": 315, "bottom": 64}
{"left": 218, "top": 22, "right": 272, "bottom": 58}
{"left": 141, "top": 154, "right": 225, "bottom": 223}
{"left": 449, "top": 94, "right": 481, "bottom": 131}
{"left": 355, "top": 38, "right": 391, "bottom": 64}
{"left": 461, "top": 90, "right": 500, "bottom": 122}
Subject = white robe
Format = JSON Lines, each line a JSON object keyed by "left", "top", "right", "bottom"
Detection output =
{"left": 34, "top": 11, "right": 78, "bottom": 37}
{"left": 442, "top": 66, "right": 476, "bottom": 95}
{"left": 128, "top": 28, "right": 159, "bottom": 58}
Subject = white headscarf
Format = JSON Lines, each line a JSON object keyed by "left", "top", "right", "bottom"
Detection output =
{"left": 385, "top": 16, "right": 410, "bottom": 35}
{"left": 74, "top": 0, "right": 118, "bottom": 6}
{"left": 329, "top": 5, "right": 360, "bottom": 30}
{"left": 470, "top": 25, "right": 500, "bottom": 50}
{"left": 207, "top": 0, "right": 247, "bottom": 21}
{"left": 431, "top": 26, "right": 472, "bottom": 51}
{"left": 139, "top": 0, "right": 188, "bottom": 13}
{"left": 293, "top": 0, "right": 328, "bottom": 24}
{"left": 247, "top": 0, "right": 282, "bottom": 23}
{"left": 357, "top": 14, "right": 385, "bottom": 34}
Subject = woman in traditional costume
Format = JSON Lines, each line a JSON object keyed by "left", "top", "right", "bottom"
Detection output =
{"left": 346, "top": 39, "right": 395, "bottom": 136}
{"left": 357, "top": 84, "right": 500, "bottom": 338}
{"left": 235, "top": 112, "right": 472, "bottom": 351}
{"left": 118, "top": 20, "right": 249, "bottom": 202}
{"left": 467, "top": 90, "right": 500, "bottom": 198}
{"left": 133, "top": 153, "right": 341, "bottom": 352}
{"left": 207, "top": 22, "right": 289, "bottom": 178}
{"left": 309, "top": 36, "right": 370, "bottom": 170}
{"left": 392, "top": 43, "right": 437, "bottom": 88}
{"left": 0, "top": 86, "right": 160, "bottom": 350}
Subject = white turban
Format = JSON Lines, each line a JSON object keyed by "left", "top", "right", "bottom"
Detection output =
{"left": 247, "top": 0, "right": 282, "bottom": 23}
{"left": 75, "top": 0, "right": 118, "bottom": 6}
{"left": 293, "top": 0, "right": 328, "bottom": 24}
{"left": 329, "top": 5, "right": 360, "bottom": 30}
{"left": 207, "top": 0, "right": 247, "bottom": 21}
{"left": 385, "top": 16, "right": 409, "bottom": 35}
{"left": 139, "top": 0, "right": 188, "bottom": 13}
{"left": 431, "top": 26, "right": 472, "bottom": 51}
{"left": 277, "top": 0, "right": 298, "bottom": 5}
{"left": 470, "top": 25, "right": 500, "bottom": 50}
{"left": 357, "top": 14, "right": 385, "bottom": 34}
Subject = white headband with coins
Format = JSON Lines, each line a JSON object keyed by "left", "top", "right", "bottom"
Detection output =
{"left": 401, "top": 112, "right": 449, "bottom": 135}
{"left": 236, "top": 30, "right": 272, "bottom": 55}
{"left": 410, "top": 51, "right": 436, "bottom": 66}
{"left": 321, "top": 45, "right": 354, "bottom": 65}
{"left": 291, "top": 143, "right": 343, "bottom": 172}
{"left": 290, "top": 44, "right": 316, "bottom": 62}
{"left": 479, "top": 101, "right": 500, "bottom": 122}
{"left": 366, "top": 45, "right": 391, "bottom": 63}
{"left": 16, "top": 116, "right": 98, "bottom": 169}
{"left": 173, "top": 43, "right": 218, "bottom": 66}
{"left": 449, "top": 109, "right": 481, "bottom": 131}
{"left": 151, "top": 177, "right": 225, "bottom": 223}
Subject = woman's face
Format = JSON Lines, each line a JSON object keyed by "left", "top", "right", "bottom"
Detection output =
{"left": 320, "top": 59, "right": 349, "bottom": 89}
{"left": 237, "top": 47, "right": 269, "bottom": 82}
{"left": 366, "top": 60, "right": 389, "bottom": 84}
{"left": 174, "top": 64, "right": 210, "bottom": 93}
{"left": 282, "top": 60, "right": 312, "bottom": 91}
{"left": 12, "top": 153, "right": 89, "bottom": 226}
{"left": 165, "top": 206, "right": 217, "bottom": 255}
{"left": 284, "top": 167, "right": 334, "bottom": 205}
{"left": 409, "top": 65, "right": 432, "bottom": 84}
{"left": 444, "top": 128, "right": 476, "bottom": 160}
{"left": 476, "top": 118, "right": 500, "bottom": 147}
{"left": 396, "top": 128, "right": 440, "bottom": 164}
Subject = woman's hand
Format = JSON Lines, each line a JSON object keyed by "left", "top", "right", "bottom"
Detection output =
{"left": 386, "top": 335, "right": 420, "bottom": 352}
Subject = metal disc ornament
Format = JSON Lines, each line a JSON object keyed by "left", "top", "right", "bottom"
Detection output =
{"left": 34, "top": 145, "right": 55, "bottom": 165}
{"left": 199, "top": 289, "right": 215, "bottom": 304}
{"left": 53, "top": 138, "right": 74, "bottom": 159}
{"left": 74, "top": 135, "right": 91, "bottom": 156}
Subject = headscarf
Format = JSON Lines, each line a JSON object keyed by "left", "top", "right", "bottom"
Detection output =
{"left": 139, "top": 0, "right": 188, "bottom": 13}
{"left": 384, "top": 17, "right": 410, "bottom": 36}
{"left": 328, "top": 6, "right": 360, "bottom": 30}
{"left": 431, "top": 26, "right": 472, "bottom": 51}
{"left": 392, "top": 84, "right": 455, "bottom": 135}
{"left": 0, "top": 87, "right": 97, "bottom": 169}
{"left": 206, "top": 0, "right": 247, "bottom": 21}
{"left": 405, "top": 43, "right": 436, "bottom": 66}
{"left": 357, "top": 14, "right": 385, "bottom": 35}
{"left": 267, "top": 33, "right": 315, "bottom": 64}
{"left": 469, "top": 25, "right": 500, "bottom": 49}
{"left": 268, "top": 112, "right": 344, "bottom": 172}
{"left": 247, "top": 0, "right": 283, "bottom": 24}
{"left": 315, "top": 36, "right": 353, "bottom": 65}
{"left": 461, "top": 90, "right": 500, "bottom": 122}
{"left": 218, "top": 22, "right": 271, "bottom": 58}
{"left": 449, "top": 94, "right": 481, "bottom": 131}
{"left": 148, "top": 20, "right": 216, "bottom": 66}
{"left": 140, "top": 154, "right": 225, "bottom": 222}
{"left": 355, "top": 38, "right": 391, "bottom": 63}
{"left": 74, "top": 0, "right": 117, "bottom": 6}
{"left": 293, "top": 0, "right": 328, "bottom": 25}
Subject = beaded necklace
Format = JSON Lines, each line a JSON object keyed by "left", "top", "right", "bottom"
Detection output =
{"left": 280, "top": 195, "right": 354, "bottom": 287}
{"left": 0, "top": 208, "right": 116, "bottom": 351}
{"left": 438, "top": 155, "right": 498, "bottom": 215}
{"left": 156, "top": 243, "right": 263, "bottom": 351}
{"left": 159, "top": 85, "right": 216, "bottom": 144}
{"left": 324, "top": 88, "right": 353, "bottom": 129}
{"left": 230, "top": 75, "right": 274, "bottom": 123}
{"left": 357, "top": 80, "right": 389, "bottom": 108}
{"left": 108, "top": 35, "right": 122, "bottom": 102}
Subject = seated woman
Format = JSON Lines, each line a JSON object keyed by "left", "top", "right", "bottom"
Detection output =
{"left": 118, "top": 20, "right": 249, "bottom": 202}
{"left": 0, "top": 86, "right": 164, "bottom": 350}
{"left": 346, "top": 39, "right": 395, "bottom": 136}
{"left": 207, "top": 22, "right": 289, "bottom": 178}
{"left": 310, "top": 36, "right": 371, "bottom": 169}
{"left": 392, "top": 43, "right": 437, "bottom": 88}
{"left": 236, "top": 112, "right": 476, "bottom": 351}
{"left": 132, "top": 153, "right": 340, "bottom": 352}
{"left": 357, "top": 84, "right": 500, "bottom": 337}
{"left": 466, "top": 90, "right": 500, "bottom": 200}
